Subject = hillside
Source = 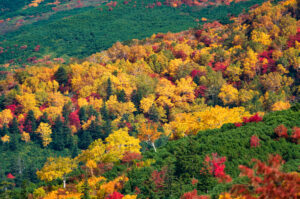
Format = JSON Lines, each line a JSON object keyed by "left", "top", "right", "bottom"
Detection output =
{"left": 0, "top": 0, "right": 299, "bottom": 198}
{"left": 0, "top": 0, "right": 269, "bottom": 68}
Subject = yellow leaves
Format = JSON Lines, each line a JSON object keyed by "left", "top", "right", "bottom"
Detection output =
{"left": 28, "top": 0, "right": 44, "bottom": 7}
{"left": 238, "top": 89, "right": 258, "bottom": 104}
{"left": 42, "top": 106, "right": 62, "bottom": 122}
{"left": 251, "top": 30, "right": 272, "bottom": 46}
{"left": 78, "top": 98, "right": 88, "bottom": 108}
{"left": 105, "top": 128, "right": 141, "bottom": 161}
{"left": 123, "top": 195, "right": 138, "bottom": 199}
{"left": 1, "top": 134, "right": 10, "bottom": 143}
{"left": 106, "top": 95, "right": 136, "bottom": 118}
{"left": 140, "top": 95, "right": 155, "bottom": 113}
{"left": 155, "top": 78, "right": 176, "bottom": 98}
{"left": 77, "top": 139, "right": 106, "bottom": 164}
{"left": 99, "top": 176, "right": 129, "bottom": 196}
{"left": 0, "top": 109, "right": 13, "bottom": 127}
{"left": 88, "top": 97, "right": 103, "bottom": 111}
{"left": 271, "top": 101, "right": 291, "bottom": 111}
{"left": 218, "top": 84, "right": 239, "bottom": 105}
{"left": 138, "top": 123, "right": 161, "bottom": 143}
{"left": 174, "top": 77, "right": 197, "bottom": 103}
{"left": 16, "top": 93, "right": 37, "bottom": 113}
{"left": 243, "top": 48, "right": 258, "bottom": 79}
{"left": 219, "top": 192, "right": 246, "bottom": 199}
{"left": 37, "top": 157, "right": 77, "bottom": 182}
{"left": 260, "top": 72, "right": 294, "bottom": 91}
{"left": 167, "top": 106, "right": 250, "bottom": 139}
{"left": 36, "top": 122, "right": 52, "bottom": 147}
{"left": 21, "top": 131, "right": 30, "bottom": 143}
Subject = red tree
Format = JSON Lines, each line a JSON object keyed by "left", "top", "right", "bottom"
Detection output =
{"left": 231, "top": 154, "right": 300, "bottom": 198}
{"left": 250, "top": 135, "right": 260, "bottom": 148}
{"left": 274, "top": 124, "right": 288, "bottom": 138}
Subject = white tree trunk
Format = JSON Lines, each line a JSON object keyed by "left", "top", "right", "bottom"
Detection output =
{"left": 151, "top": 142, "right": 157, "bottom": 152}
{"left": 63, "top": 177, "right": 66, "bottom": 189}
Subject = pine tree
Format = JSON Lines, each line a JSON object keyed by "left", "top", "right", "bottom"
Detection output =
{"left": 0, "top": 94, "right": 5, "bottom": 111}
{"left": 51, "top": 117, "right": 65, "bottom": 151}
{"left": 9, "top": 133, "right": 19, "bottom": 151}
{"left": 24, "top": 110, "right": 37, "bottom": 140}
{"left": 54, "top": 66, "right": 68, "bottom": 86}
{"left": 79, "top": 107, "right": 88, "bottom": 124}
{"left": 106, "top": 78, "right": 112, "bottom": 100}
{"left": 100, "top": 103, "right": 109, "bottom": 121}
{"left": 78, "top": 130, "right": 92, "bottom": 149}
{"left": 39, "top": 112, "right": 49, "bottom": 124}
{"left": 9, "top": 118, "right": 20, "bottom": 135}
{"left": 117, "top": 89, "right": 126, "bottom": 102}
{"left": 62, "top": 102, "right": 72, "bottom": 123}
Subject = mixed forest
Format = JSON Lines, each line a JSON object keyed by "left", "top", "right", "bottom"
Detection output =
{"left": 0, "top": 0, "right": 299, "bottom": 198}
{"left": 0, "top": 0, "right": 270, "bottom": 68}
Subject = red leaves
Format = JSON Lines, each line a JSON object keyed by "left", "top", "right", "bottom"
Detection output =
{"left": 106, "top": 192, "right": 124, "bottom": 199}
{"left": 274, "top": 124, "right": 288, "bottom": 138}
{"left": 34, "top": 45, "right": 40, "bottom": 52}
{"left": 6, "top": 173, "right": 15, "bottom": 179}
{"left": 291, "top": 127, "right": 300, "bottom": 144}
{"left": 250, "top": 135, "right": 260, "bottom": 148}
{"left": 181, "top": 189, "right": 209, "bottom": 199}
{"left": 232, "top": 154, "right": 300, "bottom": 198}
{"left": 69, "top": 111, "right": 81, "bottom": 128}
{"left": 121, "top": 151, "right": 142, "bottom": 163}
{"left": 204, "top": 153, "right": 232, "bottom": 183}
{"left": 242, "top": 113, "right": 262, "bottom": 123}
{"left": 151, "top": 166, "right": 168, "bottom": 191}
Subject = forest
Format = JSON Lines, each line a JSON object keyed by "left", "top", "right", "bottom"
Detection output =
{"left": 0, "top": 0, "right": 299, "bottom": 198}
{"left": 0, "top": 0, "right": 268, "bottom": 67}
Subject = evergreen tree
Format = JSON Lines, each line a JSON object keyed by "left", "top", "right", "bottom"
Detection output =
{"left": 117, "top": 89, "right": 126, "bottom": 102}
{"left": 39, "top": 112, "right": 49, "bottom": 124}
{"left": 20, "top": 180, "right": 29, "bottom": 199}
{"left": 79, "top": 107, "right": 87, "bottom": 124}
{"left": 0, "top": 94, "right": 5, "bottom": 111}
{"left": 88, "top": 120, "right": 102, "bottom": 140}
{"left": 0, "top": 125, "right": 9, "bottom": 137}
{"left": 51, "top": 117, "right": 65, "bottom": 151}
{"left": 100, "top": 103, "right": 109, "bottom": 121}
{"left": 62, "top": 102, "right": 73, "bottom": 123}
{"left": 24, "top": 110, "right": 37, "bottom": 140}
{"left": 131, "top": 89, "right": 143, "bottom": 112}
{"left": 9, "top": 118, "right": 20, "bottom": 135}
{"left": 106, "top": 78, "right": 112, "bottom": 100}
{"left": 54, "top": 66, "right": 68, "bottom": 86}
{"left": 9, "top": 133, "right": 19, "bottom": 151}
{"left": 71, "top": 138, "right": 79, "bottom": 158}
{"left": 78, "top": 130, "right": 92, "bottom": 149}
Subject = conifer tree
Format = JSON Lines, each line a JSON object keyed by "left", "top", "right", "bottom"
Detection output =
{"left": 54, "top": 66, "right": 68, "bottom": 86}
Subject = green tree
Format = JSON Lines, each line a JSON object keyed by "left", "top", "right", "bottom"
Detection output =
{"left": 54, "top": 66, "right": 68, "bottom": 86}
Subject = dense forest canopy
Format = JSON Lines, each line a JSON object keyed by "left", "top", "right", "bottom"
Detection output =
{"left": 0, "top": 0, "right": 299, "bottom": 198}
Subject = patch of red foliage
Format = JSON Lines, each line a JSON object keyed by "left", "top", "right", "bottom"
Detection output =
{"left": 250, "top": 135, "right": 260, "bottom": 147}
{"left": 274, "top": 124, "right": 288, "bottom": 138}
{"left": 230, "top": 154, "right": 300, "bottom": 198}
{"left": 204, "top": 153, "right": 232, "bottom": 183}
{"left": 181, "top": 189, "right": 209, "bottom": 199}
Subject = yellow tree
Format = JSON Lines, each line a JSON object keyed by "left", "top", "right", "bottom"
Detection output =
{"left": 105, "top": 128, "right": 141, "bottom": 162}
{"left": 36, "top": 157, "right": 77, "bottom": 188}
{"left": 243, "top": 48, "right": 258, "bottom": 79}
{"left": 218, "top": 84, "right": 239, "bottom": 105}
{"left": 138, "top": 123, "right": 161, "bottom": 152}
{"left": 77, "top": 139, "right": 106, "bottom": 175}
{"left": 0, "top": 109, "right": 14, "bottom": 128}
{"left": 36, "top": 122, "right": 52, "bottom": 147}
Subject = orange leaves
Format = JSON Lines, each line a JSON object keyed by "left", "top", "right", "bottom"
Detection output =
{"left": 138, "top": 123, "right": 161, "bottom": 151}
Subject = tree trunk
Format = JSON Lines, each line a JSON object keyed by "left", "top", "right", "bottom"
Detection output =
{"left": 63, "top": 176, "right": 66, "bottom": 189}
{"left": 151, "top": 142, "right": 157, "bottom": 152}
